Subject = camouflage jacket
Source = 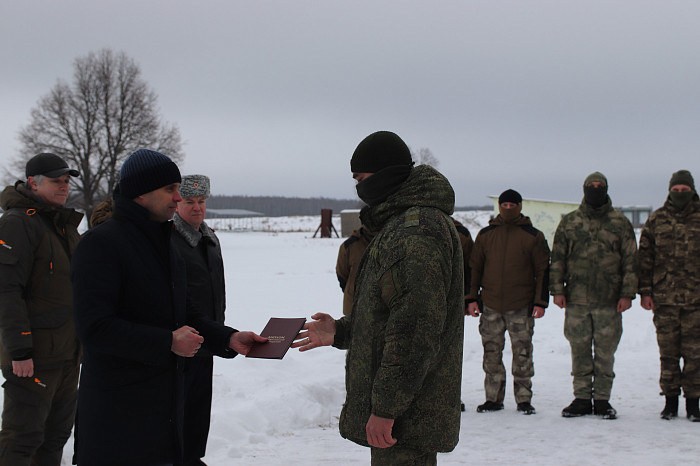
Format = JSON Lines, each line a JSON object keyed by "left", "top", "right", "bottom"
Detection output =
{"left": 639, "top": 196, "right": 700, "bottom": 306}
{"left": 333, "top": 165, "right": 464, "bottom": 453}
{"left": 549, "top": 198, "right": 638, "bottom": 306}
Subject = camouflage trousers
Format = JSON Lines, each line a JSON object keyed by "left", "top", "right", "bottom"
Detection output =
{"left": 371, "top": 445, "right": 437, "bottom": 466}
{"left": 652, "top": 305, "right": 700, "bottom": 398}
{"left": 479, "top": 306, "right": 535, "bottom": 404}
{"left": 564, "top": 305, "right": 622, "bottom": 400}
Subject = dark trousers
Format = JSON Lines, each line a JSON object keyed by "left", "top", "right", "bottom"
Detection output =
{"left": 0, "top": 362, "right": 79, "bottom": 466}
{"left": 371, "top": 445, "right": 437, "bottom": 466}
{"left": 183, "top": 355, "right": 214, "bottom": 466}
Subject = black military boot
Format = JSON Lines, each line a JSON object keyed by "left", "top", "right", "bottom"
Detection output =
{"left": 561, "top": 398, "right": 592, "bottom": 417}
{"left": 660, "top": 395, "right": 678, "bottom": 420}
{"left": 594, "top": 400, "right": 617, "bottom": 419}
{"left": 686, "top": 398, "right": 700, "bottom": 422}
{"left": 476, "top": 401, "right": 504, "bottom": 413}
{"left": 517, "top": 402, "right": 536, "bottom": 415}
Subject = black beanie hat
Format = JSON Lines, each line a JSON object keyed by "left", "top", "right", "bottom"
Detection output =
{"left": 669, "top": 170, "right": 695, "bottom": 191}
{"left": 119, "top": 149, "right": 181, "bottom": 199}
{"left": 498, "top": 189, "right": 522, "bottom": 205}
{"left": 350, "top": 131, "right": 413, "bottom": 173}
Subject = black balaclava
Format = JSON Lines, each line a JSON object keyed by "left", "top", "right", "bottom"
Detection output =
{"left": 583, "top": 171, "right": 608, "bottom": 208}
{"left": 668, "top": 169, "right": 696, "bottom": 211}
{"left": 351, "top": 131, "right": 414, "bottom": 207}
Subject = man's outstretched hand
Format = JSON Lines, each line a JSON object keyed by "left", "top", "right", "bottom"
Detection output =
{"left": 291, "top": 313, "right": 336, "bottom": 352}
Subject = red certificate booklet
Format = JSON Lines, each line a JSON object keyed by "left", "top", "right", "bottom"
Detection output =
{"left": 245, "top": 317, "right": 306, "bottom": 359}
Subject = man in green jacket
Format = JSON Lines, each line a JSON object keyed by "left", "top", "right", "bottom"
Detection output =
{"left": 466, "top": 189, "right": 550, "bottom": 415}
{"left": 294, "top": 131, "right": 464, "bottom": 465}
{"left": 550, "top": 172, "right": 638, "bottom": 420}
{"left": 639, "top": 170, "right": 700, "bottom": 421}
{"left": 0, "top": 153, "right": 83, "bottom": 465}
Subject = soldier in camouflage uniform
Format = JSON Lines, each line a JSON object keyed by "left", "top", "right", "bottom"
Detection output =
{"left": 466, "top": 189, "right": 550, "bottom": 416}
{"left": 294, "top": 131, "right": 464, "bottom": 465}
{"left": 639, "top": 170, "right": 700, "bottom": 422}
{"left": 550, "top": 172, "right": 638, "bottom": 420}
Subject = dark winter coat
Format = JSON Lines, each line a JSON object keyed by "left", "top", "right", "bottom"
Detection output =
{"left": 467, "top": 214, "right": 550, "bottom": 311}
{"left": 71, "top": 195, "right": 237, "bottom": 466}
{"left": 172, "top": 214, "right": 227, "bottom": 336}
{"left": 0, "top": 182, "right": 82, "bottom": 368}
{"left": 333, "top": 165, "right": 464, "bottom": 453}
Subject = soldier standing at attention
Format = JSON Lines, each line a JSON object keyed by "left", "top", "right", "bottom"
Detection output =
{"left": 550, "top": 172, "right": 638, "bottom": 420}
{"left": 466, "top": 189, "right": 550, "bottom": 415}
{"left": 639, "top": 170, "right": 700, "bottom": 421}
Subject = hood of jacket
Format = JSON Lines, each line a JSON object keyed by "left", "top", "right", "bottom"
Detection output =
{"left": 360, "top": 165, "right": 454, "bottom": 233}
{"left": 2, "top": 181, "right": 51, "bottom": 212}
{"left": 1, "top": 181, "right": 83, "bottom": 225}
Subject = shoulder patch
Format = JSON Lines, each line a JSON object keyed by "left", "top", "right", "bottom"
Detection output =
{"left": 404, "top": 211, "right": 420, "bottom": 228}
{"left": 479, "top": 225, "right": 497, "bottom": 235}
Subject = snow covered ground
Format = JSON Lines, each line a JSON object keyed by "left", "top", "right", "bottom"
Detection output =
{"left": 2, "top": 212, "right": 698, "bottom": 465}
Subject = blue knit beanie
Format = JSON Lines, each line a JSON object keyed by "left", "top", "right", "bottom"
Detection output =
{"left": 119, "top": 149, "right": 182, "bottom": 198}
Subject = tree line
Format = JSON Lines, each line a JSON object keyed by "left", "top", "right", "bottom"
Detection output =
{"left": 207, "top": 195, "right": 490, "bottom": 217}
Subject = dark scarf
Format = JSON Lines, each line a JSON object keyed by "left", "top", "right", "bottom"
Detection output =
{"left": 355, "top": 165, "right": 412, "bottom": 207}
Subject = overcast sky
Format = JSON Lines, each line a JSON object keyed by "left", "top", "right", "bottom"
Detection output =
{"left": 2, "top": 0, "right": 699, "bottom": 208}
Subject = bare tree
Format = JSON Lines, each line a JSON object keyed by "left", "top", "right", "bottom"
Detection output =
{"left": 12, "top": 48, "right": 184, "bottom": 214}
{"left": 411, "top": 147, "right": 440, "bottom": 168}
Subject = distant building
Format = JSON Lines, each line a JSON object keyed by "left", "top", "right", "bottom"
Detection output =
{"left": 340, "top": 209, "right": 362, "bottom": 237}
{"left": 488, "top": 196, "right": 652, "bottom": 244}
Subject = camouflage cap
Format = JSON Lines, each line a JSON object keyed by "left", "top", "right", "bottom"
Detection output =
{"left": 583, "top": 171, "right": 608, "bottom": 188}
{"left": 179, "top": 174, "right": 210, "bottom": 198}
{"left": 669, "top": 170, "right": 695, "bottom": 191}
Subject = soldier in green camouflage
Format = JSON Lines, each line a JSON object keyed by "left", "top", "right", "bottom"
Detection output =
{"left": 550, "top": 172, "right": 638, "bottom": 420}
{"left": 293, "top": 131, "right": 464, "bottom": 465}
{"left": 639, "top": 169, "right": 700, "bottom": 422}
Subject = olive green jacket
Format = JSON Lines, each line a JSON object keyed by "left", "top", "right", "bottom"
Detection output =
{"left": 333, "top": 165, "right": 464, "bottom": 453}
{"left": 549, "top": 198, "right": 638, "bottom": 306}
{"left": 0, "top": 182, "right": 83, "bottom": 367}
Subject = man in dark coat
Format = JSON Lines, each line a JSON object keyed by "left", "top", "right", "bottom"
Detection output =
{"left": 172, "top": 174, "right": 228, "bottom": 465}
{"left": 294, "top": 131, "right": 464, "bottom": 465}
{"left": 71, "top": 149, "right": 265, "bottom": 465}
{"left": 0, "top": 153, "right": 83, "bottom": 466}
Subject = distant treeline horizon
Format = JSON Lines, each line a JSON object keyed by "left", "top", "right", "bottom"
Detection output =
{"left": 207, "top": 194, "right": 490, "bottom": 217}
